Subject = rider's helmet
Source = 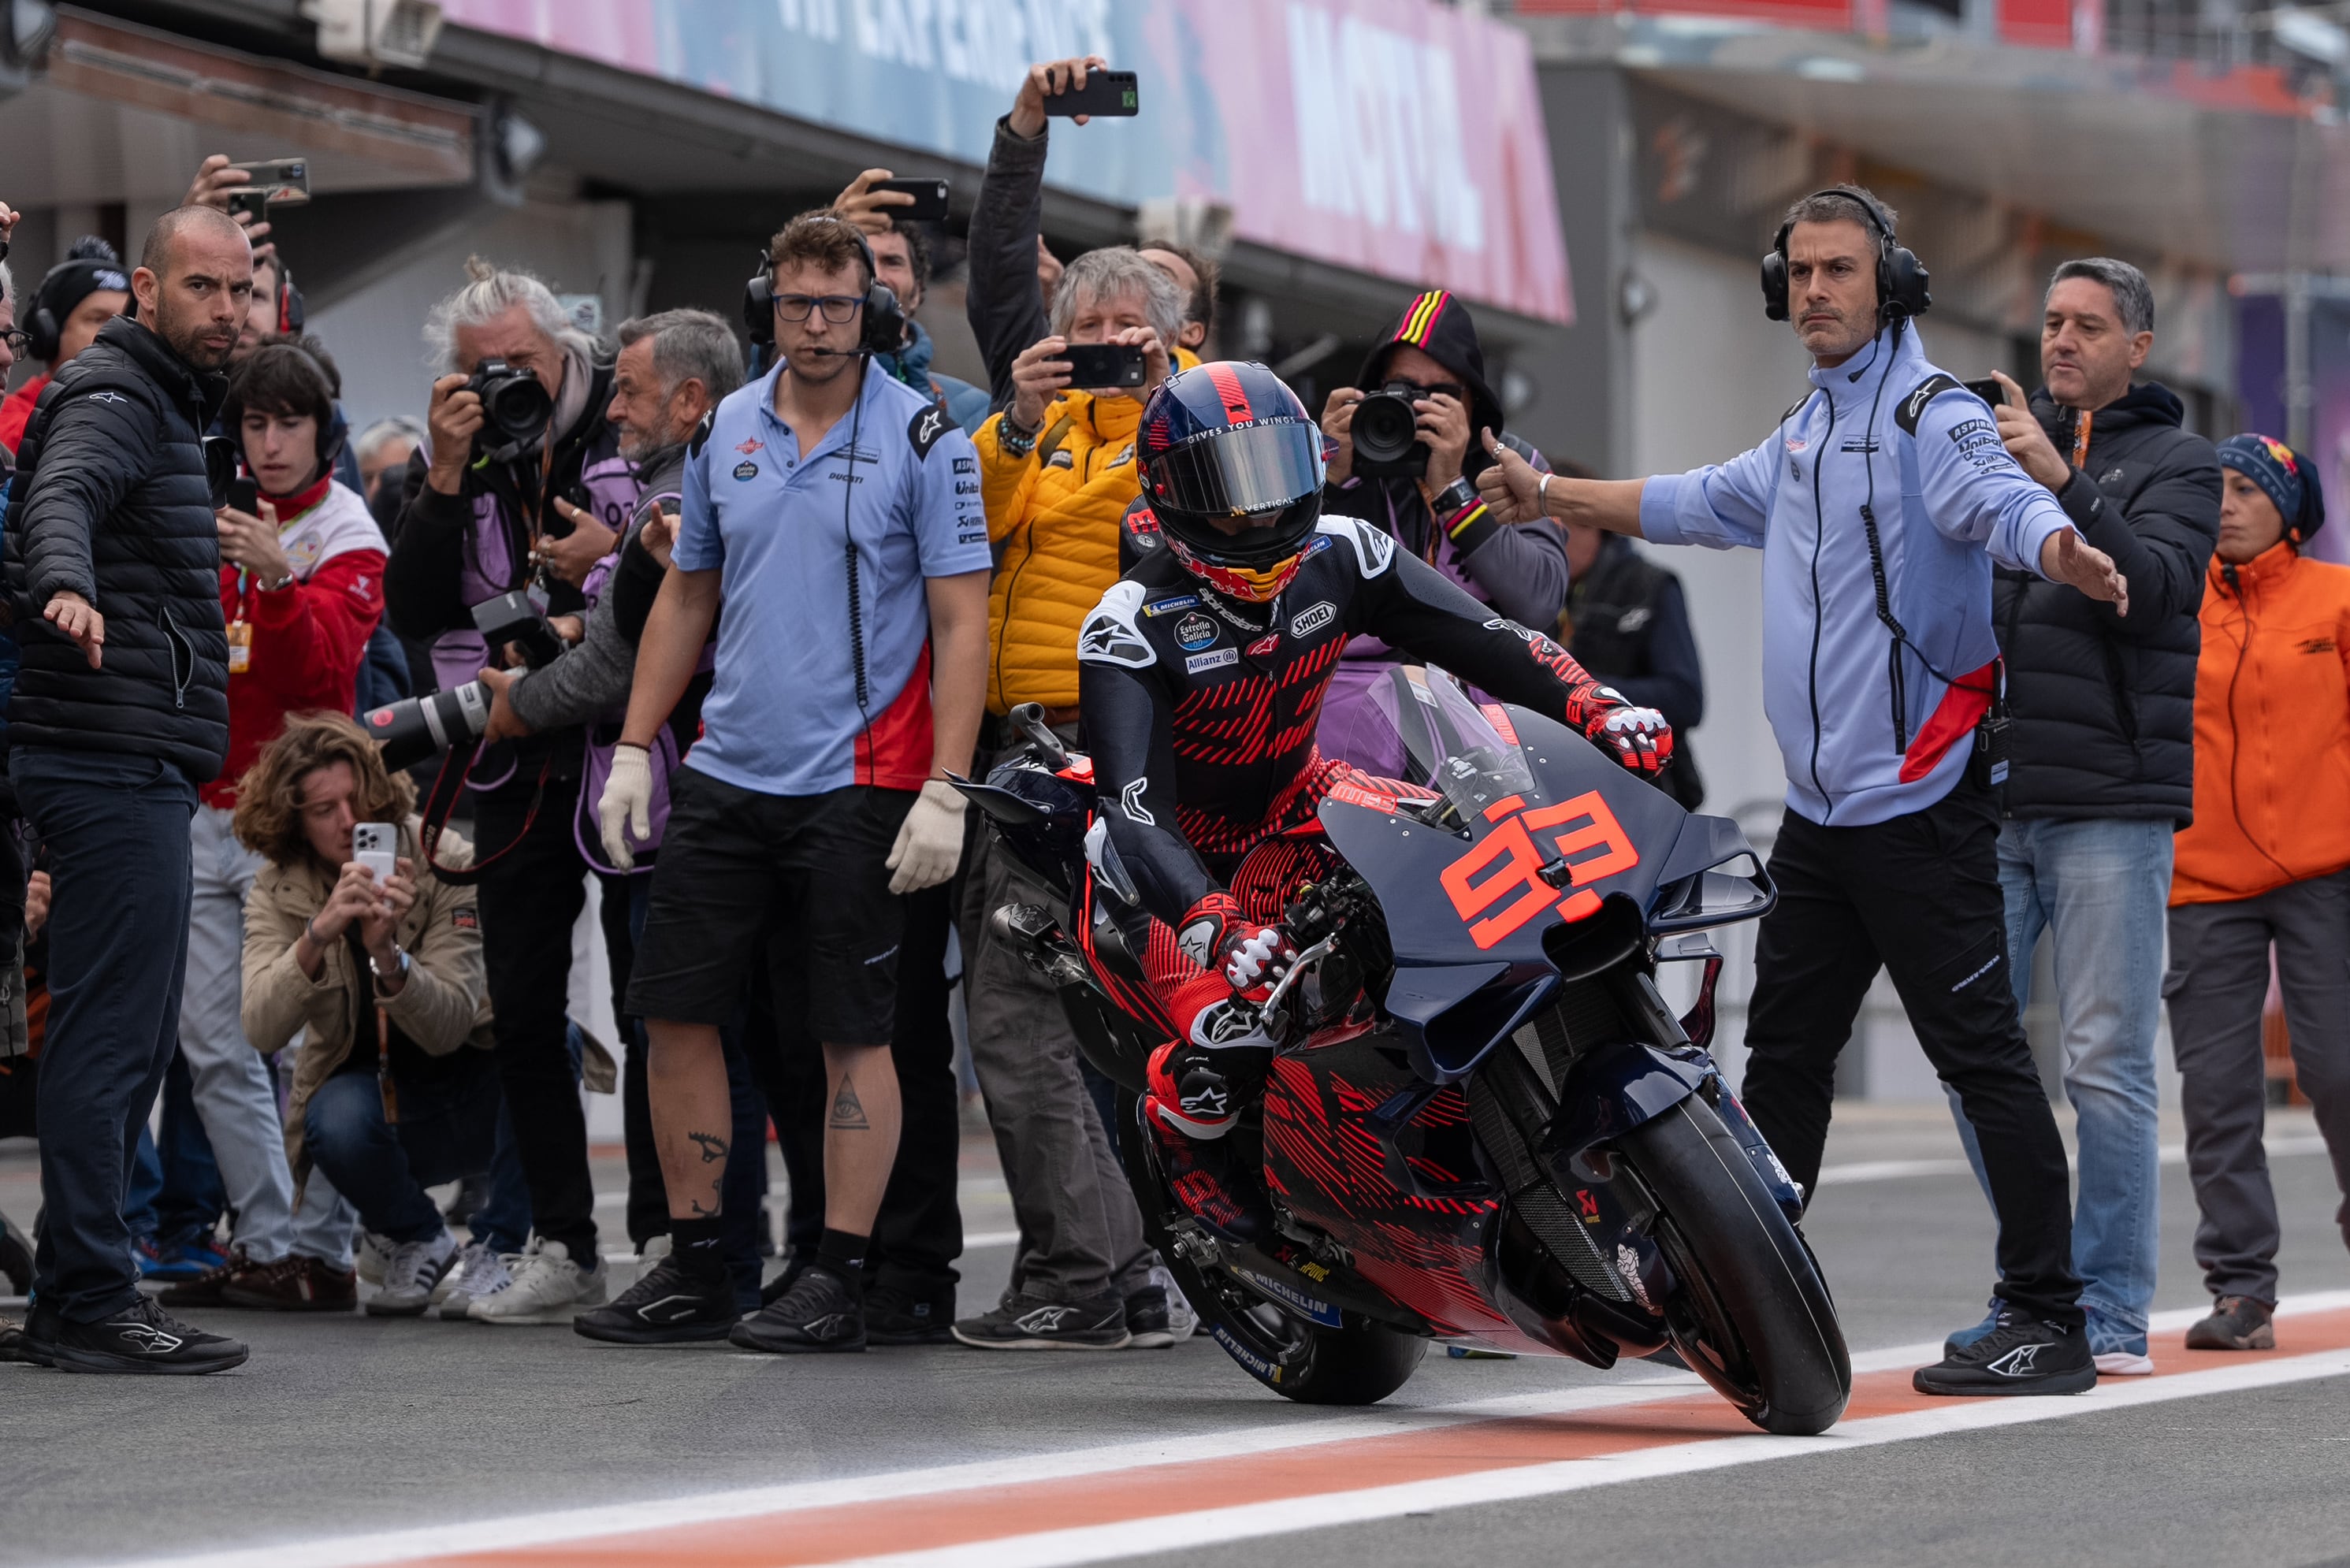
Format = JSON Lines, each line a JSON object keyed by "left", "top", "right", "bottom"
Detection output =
{"left": 1138, "top": 362, "right": 1326, "bottom": 605}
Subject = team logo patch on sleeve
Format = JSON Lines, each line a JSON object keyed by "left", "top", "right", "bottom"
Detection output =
{"left": 1314, "top": 515, "right": 1395, "bottom": 578}
{"left": 453, "top": 907, "right": 479, "bottom": 931}
{"left": 908, "top": 404, "right": 950, "bottom": 457}
{"left": 1076, "top": 581, "right": 1155, "bottom": 669}
{"left": 1895, "top": 374, "right": 1965, "bottom": 436}
{"left": 688, "top": 410, "right": 716, "bottom": 456}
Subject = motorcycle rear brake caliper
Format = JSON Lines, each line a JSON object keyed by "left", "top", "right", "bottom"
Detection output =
{"left": 1167, "top": 1219, "right": 1226, "bottom": 1269}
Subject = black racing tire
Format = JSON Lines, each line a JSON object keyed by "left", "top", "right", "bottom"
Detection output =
{"left": 1115, "top": 1091, "right": 1428, "bottom": 1406}
{"left": 1616, "top": 1095, "right": 1851, "bottom": 1436}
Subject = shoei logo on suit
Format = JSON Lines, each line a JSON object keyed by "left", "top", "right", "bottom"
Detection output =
{"left": 1174, "top": 613, "right": 1218, "bottom": 652}
{"left": 733, "top": 461, "right": 759, "bottom": 481}
{"left": 1290, "top": 601, "right": 1337, "bottom": 637}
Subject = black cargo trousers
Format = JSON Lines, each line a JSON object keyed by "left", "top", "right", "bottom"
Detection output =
{"left": 1738, "top": 770, "right": 2086, "bottom": 1329}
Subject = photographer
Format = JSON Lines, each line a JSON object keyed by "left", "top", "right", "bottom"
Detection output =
{"left": 151, "top": 339, "right": 389, "bottom": 1316}
{"left": 381, "top": 258, "right": 640, "bottom": 1323}
{"left": 1481, "top": 186, "right": 2127, "bottom": 1396}
{"left": 1314, "top": 291, "right": 1567, "bottom": 777}
{"left": 593, "top": 211, "right": 988, "bottom": 1352}
{"left": 235, "top": 712, "right": 520, "bottom": 1319}
{"left": 9, "top": 206, "right": 249, "bottom": 1373}
{"left": 832, "top": 171, "right": 989, "bottom": 433}
{"left": 0, "top": 236, "right": 129, "bottom": 456}
{"left": 1939, "top": 258, "right": 2218, "bottom": 1377}
{"left": 951, "top": 246, "right": 1182, "bottom": 1351}
{"left": 966, "top": 57, "right": 1212, "bottom": 408}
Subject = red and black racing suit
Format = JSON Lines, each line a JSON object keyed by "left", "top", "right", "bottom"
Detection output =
{"left": 1079, "top": 511, "right": 1662, "bottom": 1165}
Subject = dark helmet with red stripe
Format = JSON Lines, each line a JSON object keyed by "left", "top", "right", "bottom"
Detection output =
{"left": 1139, "top": 361, "right": 1326, "bottom": 605}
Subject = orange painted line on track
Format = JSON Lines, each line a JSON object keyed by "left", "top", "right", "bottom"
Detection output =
{"left": 386, "top": 1308, "right": 2350, "bottom": 1568}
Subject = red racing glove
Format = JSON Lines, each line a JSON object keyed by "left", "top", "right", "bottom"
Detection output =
{"left": 1590, "top": 701, "right": 1673, "bottom": 776}
{"left": 1176, "top": 891, "right": 1299, "bottom": 995}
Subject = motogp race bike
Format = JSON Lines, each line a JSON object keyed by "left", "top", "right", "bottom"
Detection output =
{"left": 957, "top": 669, "right": 1851, "bottom": 1435}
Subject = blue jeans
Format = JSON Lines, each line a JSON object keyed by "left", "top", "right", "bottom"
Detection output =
{"left": 14, "top": 747, "right": 197, "bottom": 1320}
{"left": 1950, "top": 817, "right": 2170, "bottom": 1336}
{"left": 123, "top": 1050, "right": 224, "bottom": 1246}
{"left": 303, "top": 1054, "right": 529, "bottom": 1253}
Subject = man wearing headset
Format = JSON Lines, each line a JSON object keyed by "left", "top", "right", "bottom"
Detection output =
{"left": 1481, "top": 185, "right": 2126, "bottom": 1397}
{"left": 597, "top": 211, "right": 989, "bottom": 1353}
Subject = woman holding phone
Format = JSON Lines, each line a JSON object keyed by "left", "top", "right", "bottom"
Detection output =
{"left": 234, "top": 712, "right": 526, "bottom": 1320}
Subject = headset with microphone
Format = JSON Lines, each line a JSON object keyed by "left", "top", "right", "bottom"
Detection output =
{"left": 742, "top": 217, "right": 905, "bottom": 359}
{"left": 27, "top": 240, "right": 130, "bottom": 363}
{"left": 1761, "top": 185, "right": 1932, "bottom": 326}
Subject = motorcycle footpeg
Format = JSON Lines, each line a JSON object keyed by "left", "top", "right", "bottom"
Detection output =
{"left": 989, "top": 902, "right": 1080, "bottom": 980}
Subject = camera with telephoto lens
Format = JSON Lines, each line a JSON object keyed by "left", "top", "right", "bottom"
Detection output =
{"left": 467, "top": 358, "right": 554, "bottom": 460}
{"left": 1351, "top": 381, "right": 1429, "bottom": 479}
{"left": 363, "top": 593, "right": 563, "bottom": 772}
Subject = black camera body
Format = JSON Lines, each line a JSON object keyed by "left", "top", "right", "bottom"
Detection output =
{"left": 1352, "top": 381, "right": 1429, "bottom": 479}
{"left": 467, "top": 359, "right": 554, "bottom": 461}
{"left": 362, "top": 593, "right": 564, "bottom": 773}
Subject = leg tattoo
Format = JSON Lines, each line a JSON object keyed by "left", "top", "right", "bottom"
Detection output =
{"left": 688, "top": 1130, "right": 729, "bottom": 1165}
{"left": 829, "top": 1074, "right": 871, "bottom": 1131}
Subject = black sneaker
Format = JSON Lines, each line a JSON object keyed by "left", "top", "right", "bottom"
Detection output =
{"left": 27, "top": 1295, "right": 248, "bottom": 1375}
{"left": 574, "top": 1255, "right": 740, "bottom": 1345}
{"left": 865, "top": 1284, "right": 954, "bottom": 1346}
{"left": 0, "top": 1314, "right": 35, "bottom": 1364}
{"left": 729, "top": 1263, "right": 865, "bottom": 1354}
{"left": 952, "top": 1290, "right": 1131, "bottom": 1351}
{"left": 759, "top": 1249, "right": 812, "bottom": 1308}
{"left": 1125, "top": 1284, "right": 1175, "bottom": 1350}
{"left": 1912, "top": 1312, "right": 2095, "bottom": 1396}
{"left": 2185, "top": 1295, "right": 2275, "bottom": 1351}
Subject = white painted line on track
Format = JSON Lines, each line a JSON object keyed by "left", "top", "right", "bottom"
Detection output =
{"left": 816, "top": 1346, "right": 2350, "bottom": 1568}
{"left": 1813, "top": 1134, "right": 2330, "bottom": 1187}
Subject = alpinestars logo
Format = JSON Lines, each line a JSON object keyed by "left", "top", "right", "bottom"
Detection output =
{"left": 1016, "top": 1306, "right": 1079, "bottom": 1332}
{"left": 117, "top": 1324, "right": 185, "bottom": 1354}
{"left": 1120, "top": 777, "right": 1155, "bottom": 826}
{"left": 1985, "top": 1343, "right": 2044, "bottom": 1377}
{"left": 801, "top": 1313, "right": 853, "bottom": 1338}
{"left": 634, "top": 1295, "right": 708, "bottom": 1324}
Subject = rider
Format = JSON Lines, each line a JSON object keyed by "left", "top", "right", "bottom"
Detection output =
{"left": 1079, "top": 362, "right": 1674, "bottom": 1236}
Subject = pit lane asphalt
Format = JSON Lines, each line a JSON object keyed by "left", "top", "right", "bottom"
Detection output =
{"left": 4, "top": 1105, "right": 2346, "bottom": 1568}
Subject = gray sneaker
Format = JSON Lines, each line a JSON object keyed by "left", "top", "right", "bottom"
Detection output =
{"left": 367, "top": 1230, "right": 459, "bottom": 1317}
{"left": 435, "top": 1241, "right": 514, "bottom": 1321}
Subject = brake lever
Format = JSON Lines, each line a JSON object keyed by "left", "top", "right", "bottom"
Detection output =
{"left": 1256, "top": 934, "right": 1337, "bottom": 1042}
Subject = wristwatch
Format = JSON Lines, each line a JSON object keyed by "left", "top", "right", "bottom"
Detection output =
{"left": 370, "top": 947, "right": 411, "bottom": 984}
{"left": 258, "top": 570, "right": 296, "bottom": 593}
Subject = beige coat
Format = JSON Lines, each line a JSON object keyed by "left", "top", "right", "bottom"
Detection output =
{"left": 242, "top": 816, "right": 493, "bottom": 1181}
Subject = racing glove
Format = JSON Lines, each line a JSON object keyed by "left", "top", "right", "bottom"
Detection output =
{"left": 597, "top": 744, "right": 654, "bottom": 871}
{"left": 886, "top": 778, "right": 968, "bottom": 894}
{"left": 1177, "top": 890, "right": 1298, "bottom": 994}
{"left": 1591, "top": 702, "right": 1673, "bottom": 776}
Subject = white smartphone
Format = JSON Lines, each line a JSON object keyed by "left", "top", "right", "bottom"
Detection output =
{"left": 352, "top": 823, "right": 398, "bottom": 885}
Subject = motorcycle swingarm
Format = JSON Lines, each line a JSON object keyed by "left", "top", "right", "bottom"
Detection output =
{"left": 1170, "top": 1220, "right": 1435, "bottom": 1337}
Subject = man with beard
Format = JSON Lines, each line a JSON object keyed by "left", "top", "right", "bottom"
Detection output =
{"left": 8, "top": 206, "right": 249, "bottom": 1373}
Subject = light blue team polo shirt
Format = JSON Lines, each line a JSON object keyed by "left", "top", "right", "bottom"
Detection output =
{"left": 675, "top": 360, "right": 988, "bottom": 797}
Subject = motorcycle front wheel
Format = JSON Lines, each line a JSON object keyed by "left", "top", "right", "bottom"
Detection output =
{"left": 1115, "top": 1091, "right": 1427, "bottom": 1406}
{"left": 1616, "top": 1094, "right": 1851, "bottom": 1435}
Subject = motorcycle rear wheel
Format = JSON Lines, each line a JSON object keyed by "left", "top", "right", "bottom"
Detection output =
{"left": 1616, "top": 1095, "right": 1851, "bottom": 1436}
{"left": 1115, "top": 1092, "right": 1428, "bottom": 1406}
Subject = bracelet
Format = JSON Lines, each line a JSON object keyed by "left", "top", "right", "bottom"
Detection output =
{"left": 303, "top": 913, "right": 325, "bottom": 949}
{"left": 258, "top": 570, "right": 296, "bottom": 593}
{"left": 997, "top": 412, "right": 1039, "bottom": 459}
{"left": 370, "top": 947, "right": 410, "bottom": 983}
{"left": 1538, "top": 472, "right": 1553, "bottom": 511}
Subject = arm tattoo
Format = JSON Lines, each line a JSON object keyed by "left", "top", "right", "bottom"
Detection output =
{"left": 829, "top": 1074, "right": 871, "bottom": 1131}
{"left": 688, "top": 1130, "right": 728, "bottom": 1164}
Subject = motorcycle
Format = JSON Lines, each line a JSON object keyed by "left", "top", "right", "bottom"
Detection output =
{"left": 957, "top": 667, "right": 1850, "bottom": 1436}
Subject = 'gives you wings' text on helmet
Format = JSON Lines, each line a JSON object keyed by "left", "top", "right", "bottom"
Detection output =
{"left": 1139, "top": 362, "right": 1325, "bottom": 605}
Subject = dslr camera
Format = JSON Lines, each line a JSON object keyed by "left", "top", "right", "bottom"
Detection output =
{"left": 363, "top": 592, "right": 565, "bottom": 772}
{"left": 467, "top": 359, "right": 554, "bottom": 462}
{"left": 1350, "top": 381, "right": 1430, "bottom": 480}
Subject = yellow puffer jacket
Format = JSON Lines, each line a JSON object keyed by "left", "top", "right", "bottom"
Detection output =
{"left": 977, "top": 388, "right": 1145, "bottom": 714}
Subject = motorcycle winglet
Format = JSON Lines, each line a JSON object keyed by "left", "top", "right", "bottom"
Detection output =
{"left": 1541, "top": 1038, "right": 1712, "bottom": 1163}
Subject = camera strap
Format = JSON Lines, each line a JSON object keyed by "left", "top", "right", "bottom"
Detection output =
{"left": 416, "top": 739, "right": 553, "bottom": 886}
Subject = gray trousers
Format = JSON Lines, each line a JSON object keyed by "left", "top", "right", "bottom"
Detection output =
{"left": 2165, "top": 868, "right": 2350, "bottom": 1304}
{"left": 957, "top": 822, "right": 1156, "bottom": 1305}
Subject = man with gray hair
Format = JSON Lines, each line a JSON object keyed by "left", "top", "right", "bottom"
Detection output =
{"left": 382, "top": 258, "right": 641, "bottom": 1324}
{"left": 1942, "top": 257, "right": 2220, "bottom": 1375}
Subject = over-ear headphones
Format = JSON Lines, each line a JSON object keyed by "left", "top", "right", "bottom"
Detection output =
{"left": 742, "top": 217, "right": 905, "bottom": 359}
{"left": 28, "top": 243, "right": 131, "bottom": 363}
{"left": 1761, "top": 185, "right": 1931, "bottom": 326}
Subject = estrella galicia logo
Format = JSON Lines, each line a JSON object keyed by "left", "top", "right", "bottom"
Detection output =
{"left": 1289, "top": 600, "right": 1337, "bottom": 638}
{"left": 732, "top": 460, "right": 758, "bottom": 481}
{"left": 1173, "top": 612, "right": 1218, "bottom": 652}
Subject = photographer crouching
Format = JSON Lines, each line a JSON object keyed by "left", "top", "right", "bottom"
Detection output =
{"left": 380, "top": 259, "right": 641, "bottom": 1322}
{"left": 1314, "top": 292, "right": 1567, "bottom": 775}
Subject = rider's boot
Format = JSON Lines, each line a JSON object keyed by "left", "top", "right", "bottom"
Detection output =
{"left": 1145, "top": 1039, "right": 1275, "bottom": 1246}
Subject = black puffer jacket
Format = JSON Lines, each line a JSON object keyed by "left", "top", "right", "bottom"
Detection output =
{"left": 3, "top": 316, "right": 230, "bottom": 780}
{"left": 1994, "top": 381, "right": 2219, "bottom": 823}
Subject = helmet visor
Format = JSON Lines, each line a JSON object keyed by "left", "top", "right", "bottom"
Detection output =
{"left": 1147, "top": 421, "right": 1325, "bottom": 519}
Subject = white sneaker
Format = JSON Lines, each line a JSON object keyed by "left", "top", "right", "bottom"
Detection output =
{"left": 356, "top": 1231, "right": 394, "bottom": 1287}
{"left": 1151, "top": 1264, "right": 1200, "bottom": 1339}
{"left": 367, "top": 1230, "right": 459, "bottom": 1317}
{"left": 435, "top": 1241, "right": 513, "bottom": 1320}
{"left": 466, "top": 1237, "right": 607, "bottom": 1325}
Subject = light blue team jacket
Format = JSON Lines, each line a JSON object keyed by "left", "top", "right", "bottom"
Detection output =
{"left": 1638, "top": 325, "right": 2074, "bottom": 828}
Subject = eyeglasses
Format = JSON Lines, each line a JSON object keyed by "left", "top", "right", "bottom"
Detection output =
{"left": 0, "top": 329, "right": 28, "bottom": 355}
{"left": 773, "top": 294, "right": 865, "bottom": 325}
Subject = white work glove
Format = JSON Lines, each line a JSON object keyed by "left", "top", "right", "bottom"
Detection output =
{"left": 597, "top": 744, "right": 653, "bottom": 871}
{"left": 886, "top": 778, "right": 968, "bottom": 894}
